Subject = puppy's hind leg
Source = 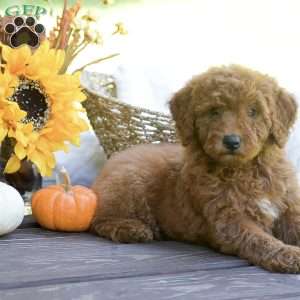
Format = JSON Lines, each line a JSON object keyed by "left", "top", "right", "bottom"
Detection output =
{"left": 91, "top": 183, "right": 162, "bottom": 243}
{"left": 92, "top": 218, "right": 155, "bottom": 243}
{"left": 91, "top": 148, "right": 164, "bottom": 243}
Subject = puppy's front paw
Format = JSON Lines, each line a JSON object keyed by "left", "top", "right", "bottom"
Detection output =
{"left": 262, "top": 245, "right": 300, "bottom": 273}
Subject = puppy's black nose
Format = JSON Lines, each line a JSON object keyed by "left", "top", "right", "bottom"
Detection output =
{"left": 223, "top": 134, "right": 241, "bottom": 151}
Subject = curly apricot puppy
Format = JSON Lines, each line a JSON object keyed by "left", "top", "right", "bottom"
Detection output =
{"left": 92, "top": 65, "right": 300, "bottom": 273}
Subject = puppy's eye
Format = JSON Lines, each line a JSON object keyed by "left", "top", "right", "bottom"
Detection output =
{"left": 248, "top": 107, "right": 258, "bottom": 118}
{"left": 208, "top": 108, "right": 222, "bottom": 118}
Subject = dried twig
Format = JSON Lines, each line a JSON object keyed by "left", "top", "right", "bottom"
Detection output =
{"left": 72, "top": 53, "right": 119, "bottom": 74}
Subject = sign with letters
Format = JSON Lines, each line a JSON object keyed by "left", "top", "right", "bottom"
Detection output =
{"left": 5, "top": 5, "right": 47, "bottom": 18}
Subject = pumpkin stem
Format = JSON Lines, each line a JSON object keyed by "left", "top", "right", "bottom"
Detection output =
{"left": 60, "top": 167, "right": 72, "bottom": 192}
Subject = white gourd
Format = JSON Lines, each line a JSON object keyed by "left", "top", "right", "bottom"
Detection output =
{"left": 0, "top": 182, "right": 24, "bottom": 236}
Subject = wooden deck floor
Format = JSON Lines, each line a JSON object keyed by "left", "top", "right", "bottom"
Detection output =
{"left": 1, "top": 217, "right": 300, "bottom": 300}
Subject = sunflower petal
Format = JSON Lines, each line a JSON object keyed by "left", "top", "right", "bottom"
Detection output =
{"left": 4, "top": 155, "right": 21, "bottom": 173}
{"left": 1, "top": 44, "right": 12, "bottom": 63}
{"left": 15, "top": 130, "right": 28, "bottom": 147}
{"left": 4, "top": 45, "right": 31, "bottom": 75}
{"left": 15, "top": 142, "right": 27, "bottom": 160}
{"left": 28, "top": 150, "right": 47, "bottom": 176}
{"left": 0, "top": 127, "right": 8, "bottom": 143}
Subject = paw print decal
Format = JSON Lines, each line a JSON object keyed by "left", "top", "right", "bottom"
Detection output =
{"left": 1, "top": 16, "right": 46, "bottom": 49}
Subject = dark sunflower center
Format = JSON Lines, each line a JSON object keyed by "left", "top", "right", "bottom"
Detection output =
{"left": 9, "top": 78, "right": 50, "bottom": 130}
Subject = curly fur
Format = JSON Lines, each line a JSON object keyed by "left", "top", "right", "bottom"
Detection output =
{"left": 91, "top": 65, "right": 300, "bottom": 273}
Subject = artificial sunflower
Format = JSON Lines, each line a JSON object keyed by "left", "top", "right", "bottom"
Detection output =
{"left": 0, "top": 40, "right": 89, "bottom": 176}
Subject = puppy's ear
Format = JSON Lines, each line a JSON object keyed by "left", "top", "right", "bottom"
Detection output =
{"left": 169, "top": 84, "right": 194, "bottom": 146}
{"left": 271, "top": 88, "right": 297, "bottom": 147}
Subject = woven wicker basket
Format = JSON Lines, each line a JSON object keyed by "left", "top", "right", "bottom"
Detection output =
{"left": 83, "top": 89, "right": 177, "bottom": 158}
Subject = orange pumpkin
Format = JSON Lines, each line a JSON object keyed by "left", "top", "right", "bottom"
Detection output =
{"left": 32, "top": 167, "right": 98, "bottom": 232}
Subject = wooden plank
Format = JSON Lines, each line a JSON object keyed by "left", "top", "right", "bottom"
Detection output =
{"left": 1, "top": 266, "right": 300, "bottom": 300}
{"left": 0, "top": 227, "right": 82, "bottom": 241}
{"left": 0, "top": 230, "right": 248, "bottom": 290}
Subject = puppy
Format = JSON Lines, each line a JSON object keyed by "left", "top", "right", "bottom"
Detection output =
{"left": 91, "top": 65, "right": 300, "bottom": 273}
